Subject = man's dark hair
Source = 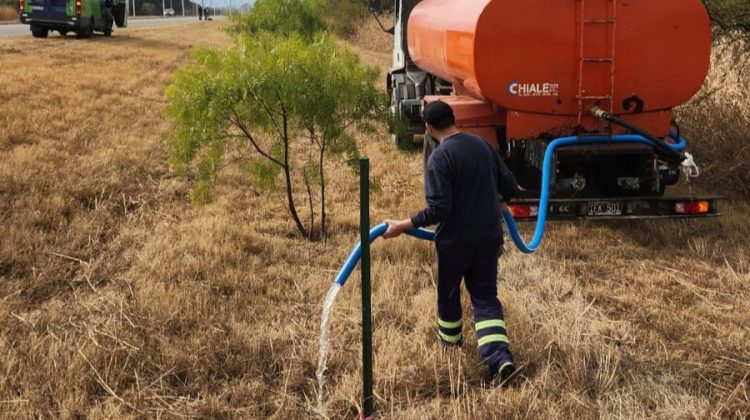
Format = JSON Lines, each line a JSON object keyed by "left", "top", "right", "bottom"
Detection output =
{"left": 422, "top": 101, "right": 455, "bottom": 130}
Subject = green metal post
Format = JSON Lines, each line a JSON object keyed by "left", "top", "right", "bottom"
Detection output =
{"left": 359, "top": 158, "right": 374, "bottom": 419}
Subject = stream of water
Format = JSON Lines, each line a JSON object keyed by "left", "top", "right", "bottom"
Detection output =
{"left": 316, "top": 282, "right": 342, "bottom": 417}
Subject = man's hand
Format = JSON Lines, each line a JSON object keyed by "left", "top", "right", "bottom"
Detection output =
{"left": 499, "top": 202, "right": 509, "bottom": 214}
{"left": 383, "top": 219, "right": 413, "bottom": 239}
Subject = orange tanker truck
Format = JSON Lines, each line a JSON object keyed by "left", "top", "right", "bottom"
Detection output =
{"left": 371, "top": 0, "right": 719, "bottom": 220}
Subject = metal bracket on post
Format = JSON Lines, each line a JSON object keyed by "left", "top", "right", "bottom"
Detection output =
{"left": 359, "top": 158, "right": 374, "bottom": 420}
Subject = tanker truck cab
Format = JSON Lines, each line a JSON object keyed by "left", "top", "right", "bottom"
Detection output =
{"left": 369, "top": 0, "right": 448, "bottom": 149}
{"left": 18, "top": 0, "right": 127, "bottom": 38}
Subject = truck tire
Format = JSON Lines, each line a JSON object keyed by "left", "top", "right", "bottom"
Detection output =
{"left": 104, "top": 21, "right": 113, "bottom": 36}
{"left": 389, "top": 72, "right": 423, "bottom": 151}
{"left": 31, "top": 26, "right": 48, "bottom": 38}
{"left": 393, "top": 132, "right": 416, "bottom": 151}
{"left": 77, "top": 27, "right": 92, "bottom": 38}
{"left": 77, "top": 19, "right": 93, "bottom": 38}
{"left": 390, "top": 101, "right": 416, "bottom": 150}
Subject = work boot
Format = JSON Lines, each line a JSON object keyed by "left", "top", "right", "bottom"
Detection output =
{"left": 487, "top": 349, "right": 516, "bottom": 387}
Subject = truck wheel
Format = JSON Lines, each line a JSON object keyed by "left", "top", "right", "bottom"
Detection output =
{"left": 31, "top": 26, "right": 48, "bottom": 38}
{"left": 77, "top": 18, "right": 94, "bottom": 38}
{"left": 389, "top": 107, "right": 418, "bottom": 151}
{"left": 104, "top": 22, "right": 112, "bottom": 36}
{"left": 423, "top": 132, "right": 438, "bottom": 171}
{"left": 393, "top": 132, "right": 416, "bottom": 151}
{"left": 77, "top": 27, "right": 92, "bottom": 38}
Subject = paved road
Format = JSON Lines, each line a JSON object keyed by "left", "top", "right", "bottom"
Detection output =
{"left": 0, "top": 16, "right": 212, "bottom": 37}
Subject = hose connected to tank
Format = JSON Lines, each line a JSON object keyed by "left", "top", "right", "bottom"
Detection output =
{"left": 332, "top": 133, "right": 689, "bottom": 285}
{"left": 503, "top": 133, "right": 688, "bottom": 253}
{"left": 589, "top": 106, "right": 686, "bottom": 164}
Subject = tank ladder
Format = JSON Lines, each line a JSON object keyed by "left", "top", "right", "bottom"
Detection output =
{"left": 576, "top": 0, "right": 618, "bottom": 125}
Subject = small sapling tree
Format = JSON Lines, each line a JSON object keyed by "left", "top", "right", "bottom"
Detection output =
{"left": 165, "top": 33, "right": 382, "bottom": 239}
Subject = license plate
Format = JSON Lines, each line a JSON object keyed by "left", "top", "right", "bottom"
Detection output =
{"left": 588, "top": 201, "right": 622, "bottom": 216}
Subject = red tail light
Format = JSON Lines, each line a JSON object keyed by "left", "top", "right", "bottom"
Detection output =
{"left": 508, "top": 204, "right": 539, "bottom": 219}
{"left": 75, "top": 0, "right": 81, "bottom": 15}
{"left": 19, "top": 0, "right": 24, "bottom": 12}
{"left": 673, "top": 200, "right": 709, "bottom": 215}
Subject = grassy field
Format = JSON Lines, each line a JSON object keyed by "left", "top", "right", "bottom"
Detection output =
{"left": 0, "top": 6, "right": 17, "bottom": 21}
{"left": 1, "top": 21, "right": 749, "bottom": 419}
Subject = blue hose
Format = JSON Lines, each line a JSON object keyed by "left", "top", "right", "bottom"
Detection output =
{"left": 334, "top": 223, "right": 434, "bottom": 286}
{"left": 334, "top": 133, "right": 688, "bottom": 284}
{"left": 503, "top": 134, "right": 687, "bottom": 253}
{"left": 668, "top": 132, "right": 687, "bottom": 152}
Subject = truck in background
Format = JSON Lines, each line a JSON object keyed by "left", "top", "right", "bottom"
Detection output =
{"left": 19, "top": 0, "right": 127, "bottom": 38}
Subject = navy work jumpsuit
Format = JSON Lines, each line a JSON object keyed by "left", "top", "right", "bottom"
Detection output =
{"left": 410, "top": 132, "right": 518, "bottom": 367}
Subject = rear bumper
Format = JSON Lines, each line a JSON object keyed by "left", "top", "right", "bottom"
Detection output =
{"left": 509, "top": 196, "right": 721, "bottom": 221}
{"left": 19, "top": 14, "right": 90, "bottom": 29}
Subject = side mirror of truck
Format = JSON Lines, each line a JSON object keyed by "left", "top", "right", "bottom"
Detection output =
{"left": 367, "top": 0, "right": 380, "bottom": 13}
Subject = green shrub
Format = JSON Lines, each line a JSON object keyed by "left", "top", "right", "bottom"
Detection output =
{"left": 165, "top": 33, "right": 383, "bottom": 238}
{"left": 227, "top": 0, "right": 327, "bottom": 39}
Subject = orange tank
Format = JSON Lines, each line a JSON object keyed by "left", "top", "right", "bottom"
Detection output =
{"left": 408, "top": 0, "right": 711, "bottom": 140}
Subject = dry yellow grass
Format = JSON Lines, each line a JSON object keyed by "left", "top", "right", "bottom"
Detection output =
{"left": 1, "top": 20, "right": 749, "bottom": 419}
{"left": 0, "top": 6, "right": 17, "bottom": 22}
{"left": 348, "top": 12, "right": 393, "bottom": 59}
{"left": 676, "top": 40, "right": 750, "bottom": 198}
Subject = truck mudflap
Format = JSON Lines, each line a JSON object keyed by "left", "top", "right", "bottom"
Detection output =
{"left": 508, "top": 196, "right": 720, "bottom": 221}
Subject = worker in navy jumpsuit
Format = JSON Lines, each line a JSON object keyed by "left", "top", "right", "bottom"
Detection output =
{"left": 384, "top": 101, "right": 518, "bottom": 384}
